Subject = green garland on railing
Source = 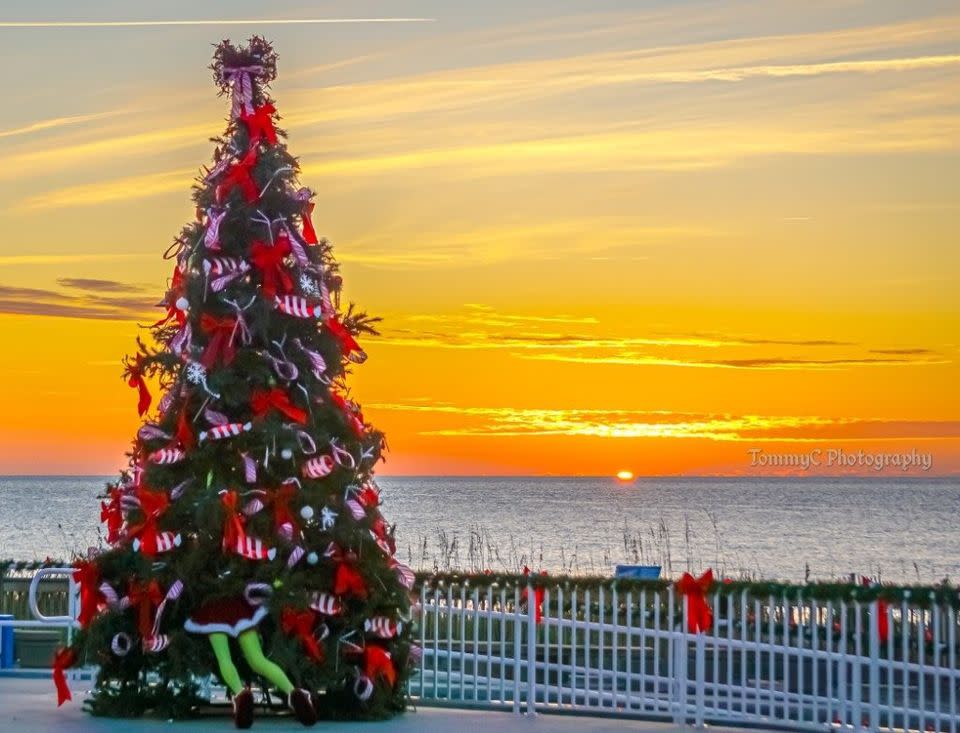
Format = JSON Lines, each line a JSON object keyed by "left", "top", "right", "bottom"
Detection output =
{"left": 0, "top": 558, "right": 67, "bottom": 576}
{"left": 413, "top": 571, "right": 960, "bottom": 609}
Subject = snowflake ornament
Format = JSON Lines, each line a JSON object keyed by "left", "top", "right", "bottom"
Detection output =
{"left": 299, "top": 272, "right": 320, "bottom": 297}
{"left": 320, "top": 506, "right": 338, "bottom": 530}
{"left": 185, "top": 361, "right": 208, "bottom": 385}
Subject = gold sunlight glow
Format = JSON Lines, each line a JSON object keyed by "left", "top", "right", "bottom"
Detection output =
{"left": 0, "top": 2, "right": 957, "bottom": 475}
{"left": 616, "top": 470, "right": 634, "bottom": 482}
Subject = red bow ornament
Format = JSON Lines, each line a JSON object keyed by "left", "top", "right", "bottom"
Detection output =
{"left": 240, "top": 103, "right": 278, "bottom": 147}
{"left": 250, "top": 237, "right": 293, "bottom": 298}
{"left": 199, "top": 313, "right": 239, "bottom": 368}
{"left": 364, "top": 645, "right": 396, "bottom": 687}
{"left": 152, "top": 265, "right": 188, "bottom": 328}
{"left": 125, "top": 355, "right": 152, "bottom": 417}
{"left": 127, "top": 579, "right": 164, "bottom": 640}
{"left": 324, "top": 317, "right": 366, "bottom": 363}
{"left": 53, "top": 647, "right": 77, "bottom": 706}
{"left": 523, "top": 566, "right": 547, "bottom": 624}
{"left": 73, "top": 560, "right": 104, "bottom": 628}
{"left": 281, "top": 607, "right": 325, "bottom": 662}
{"left": 251, "top": 387, "right": 308, "bottom": 424}
{"left": 126, "top": 489, "right": 170, "bottom": 557}
{"left": 216, "top": 149, "right": 259, "bottom": 204}
{"left": 100, "top": 486, "right": 124, "bottom": 544}
{"left": 329, "top": 391, "right": 366, "bottom": 437}
{"left": 220, "top": 490, "right": 248, "bottom": 550}
{"left": 301, "top": 201, "right": 318, "bottom": 245}
{"left": 333, "top": 563, "right": 368, "bottom": 600}
{"left": 676, "top": 568, "right": 714, "bottom": 633}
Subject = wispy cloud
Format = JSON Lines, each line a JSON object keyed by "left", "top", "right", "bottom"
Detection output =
{"left": 0, "top": 18, "right": 434, "bottom": 28}
{"left": 0, "top": 283, "right": 154, "bottom": 320}
{"left": 19, "top": 168, "right": 192, "bottom": 209}
{"left": 0, "top": 253, "right": 152, "bottom": 266}
{"left": 0, "top": 111, "right": 120, "bottom": 140}
{"left": 519, "top": 353, "right": 948, "bottom": 370}
{"left": 367, "top": 401, "right": 960, "bottom": 441}
{"left": 57, "top": 278, "right": 148, "bottom": 293}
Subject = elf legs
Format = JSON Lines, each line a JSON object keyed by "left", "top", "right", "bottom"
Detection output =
{"left": 208, "top": 630, "right": 295, "bottom": 695}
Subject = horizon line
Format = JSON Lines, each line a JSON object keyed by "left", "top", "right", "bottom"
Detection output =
{"left": 1, "top": 473, "right": 956, "bottom": 480}
{"left": 0, "top": 18, "right": 436, "bottom": 28}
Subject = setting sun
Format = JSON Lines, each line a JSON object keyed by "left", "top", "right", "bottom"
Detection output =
{"left": 616, "top": 470, "right": 635, "bottom": 482}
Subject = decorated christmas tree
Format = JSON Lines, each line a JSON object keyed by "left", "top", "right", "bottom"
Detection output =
{"left": 58, "top": 38, "right": 416, "bottom": 726}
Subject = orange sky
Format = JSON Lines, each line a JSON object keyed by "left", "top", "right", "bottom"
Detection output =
{"left": 0, "top": 1, "right": 957, "bottom": 476}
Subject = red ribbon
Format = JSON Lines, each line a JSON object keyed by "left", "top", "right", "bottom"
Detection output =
{"left": 676, "top": 568, "right": 714, "bottom": 633}
{"left": 127, "top": 579, "right": 163, "bottom": 639}
{"left": 221, "top": 490, "right": 246, "bottom": 550}
{"left": 175, "top": 407, "right": 195, "bottom": 450}
{"left": 250, "top": 237, "right": 293, "bottom": 298}
{"left": 251, "top": 387, "right": 308, "bottom": 425}
{"left": 329, "top": 391, "right": 366, "bottom": 437}
{"left": 240, "top": 103, "right": 278, "bottom": 147}
{"left": 100, "top": 487, "right": 123, "bottom": 544}
{"left": 301, "top": 201, "right": 318, "bottom": 245}
{"left": 216, "top": 149, "right": 259, "bottom": 204}
{"left": 523, "top": 566, "right": 546, "bottom": 624}
{"left": 151, "top": 266, "right": 187, "bottom": 328}
{"left": 200, "top": 313, "right": 238, "bottom": 368}
{"left": 53, "top": 647, "right": 77, "bottom": 706}
{"left": 364, "top": 645, "right": 396, "bottom": 687}
{"left": 281, "top": 607, "right": 324, "bottom": 662}
{"left": 270, "top": 483, "right": 299, "bottom": 536}
{"left": 333, "top": 563, "right": 368, "bottom": 600}
{"left": 72, "top": 560, "right": 103, "bottom": 629}
{"left": 126, "top": 355, "right": 151, "bottom": 417}
{"left": 126, "top": 489, "right": 170, "bottom": 557}
{"left": 324, "top": 317, "right": 364, "bottom": 361}
{"left": 862, "top": 577, "right": 889, "bottom": 643}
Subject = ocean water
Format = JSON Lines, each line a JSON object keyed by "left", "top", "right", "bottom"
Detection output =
{"left": 0, "top": 476, "right": 957, "bottom": 584}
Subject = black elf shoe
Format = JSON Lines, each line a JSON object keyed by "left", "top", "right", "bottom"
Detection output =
{"left": 232, "top": 687, "right": 254, "bottom": 729}
{"left": 288, "top": 688, "right": 317, "bottom": 726}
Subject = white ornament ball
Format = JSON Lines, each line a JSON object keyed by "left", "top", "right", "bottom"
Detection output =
{"left": 281, "top": 448, "right": 293, "bottom": 460}
{"left": 307, "top": 552, "right": 319, "bottom": 565}
{"left": 300, "top": 505, "right": 315, "bottom": 520}
{"left": 175, "top": 297, "right": 189, "bottom": 311}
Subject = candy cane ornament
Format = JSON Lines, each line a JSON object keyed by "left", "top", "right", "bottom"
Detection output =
{"left": 364, "top": 616, "right": 402, "bottom": 639}
{"left": 228, "top": 535, "right": 277, "bottom": 561}
{"left": 275, "top": 295, "right": 324, "bottom": 319}
{"left": 149, "top": 448, "right": 186, "bottom": 465}
{"left": 133, "top": 531, "right": 182, "bottom": 554}
{"left": 199, "top": 421, "right": 252, "bottom": 443}
{"left": 302, "top": 454, "right": 335, "bottom": 479}
{"left": 309, "top": 592, "right": 342, "bottom": 616}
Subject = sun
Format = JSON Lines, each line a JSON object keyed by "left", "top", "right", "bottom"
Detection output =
{"left": 616, "top": 470, "right": 634, "bottom": 482}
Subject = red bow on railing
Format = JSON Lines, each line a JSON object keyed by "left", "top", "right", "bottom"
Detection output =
{"left": 251, "top": 387, "right": 307, "bottom": 424}
{"left": 200, "top": 313, "right": 239, "bottom": 368}
{"left": 240, "top": 103, "right": 278, "bottom": 147}
{"left": 324, "top": 317, "right": 366, "bottom": 363}
{"left": 53, "top": 647, "right": 77, "bottom": 706}
{"left": 126, "top": 489, "right": 170, "bottom": 557}
{"left": 364, "top": 645, "right": 396, "bottom": 686}
{"left": 281, "top": 607, "right": 324, "bottom": 662}
{"left": 126, "top": 355, "right": 151, "bottom": 417}
{"left": 100, "top": 487, "right": 123, "bottom": 544}
{"left": 221, "top": 490, "right": 247, "bottom": 550}
{"left": 127, "top": 579, "right": 163, "bottom": 639}
{"left": 333, "top": 563, "right": 368, "bottom": 599}
{"left": 523, "top": 566, "right": 547, "bottom": 624}
{"left": 676, "top": 568, "right": 714, "bottom": 633}
{"left": 250, "top": 237, "right": 293, "bottom": 298}
{"left": 301, "top": 201, "right": 318, "bottom": 245}
{"left": 216, "top": 149, "right": 259, "bottom": 204}
{"left": 72, "top": 560, "right": 103, "bottom": 629}
{"left": 861, "top": 576, "right": 889, "bottom": 643}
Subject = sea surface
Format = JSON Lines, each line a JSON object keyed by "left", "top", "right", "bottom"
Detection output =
{"left": 1, "top": 476, "right": 958, "bottom": 584}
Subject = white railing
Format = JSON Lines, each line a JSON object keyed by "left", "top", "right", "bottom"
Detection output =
{"left": 411, "top": 580, "right": 960, "bottom": 732}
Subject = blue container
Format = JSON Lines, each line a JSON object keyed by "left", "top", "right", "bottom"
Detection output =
{"left": 0, "top": 615, "right": 13, "bottom": 669}
{"left": 615, "top": 564, "right": 661, "bottom": 580}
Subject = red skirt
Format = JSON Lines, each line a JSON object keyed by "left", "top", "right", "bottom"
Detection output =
{"left": 184, "top": 596, "right": 267, "bottom": 637}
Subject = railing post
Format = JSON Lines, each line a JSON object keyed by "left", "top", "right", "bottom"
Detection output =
{"left": 673, "top": 594, "right": 688, "bottom": 726}
{"left": 868, "top": 600, "right": 880, "bottom": 732}
{"left": 695, "top": 623, "right": 706, "bottom": 728}
{"left": 513, "top": 584, "right": 521, "bottom": 715}
{"left": 526, "top": 582, "right": 538, "bottom": 717}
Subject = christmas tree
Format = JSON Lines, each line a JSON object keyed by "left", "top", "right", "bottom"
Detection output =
{"left": 58, "top": 38, "right": 416, "bottom": 725}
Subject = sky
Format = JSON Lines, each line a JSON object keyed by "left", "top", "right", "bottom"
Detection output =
{"left": 0, "top": 0, "right": 957, "bottom": 476}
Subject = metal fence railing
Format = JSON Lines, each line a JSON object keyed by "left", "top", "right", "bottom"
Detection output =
{"left": 412, "top": 580, "right": 960, "bottom": 733}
